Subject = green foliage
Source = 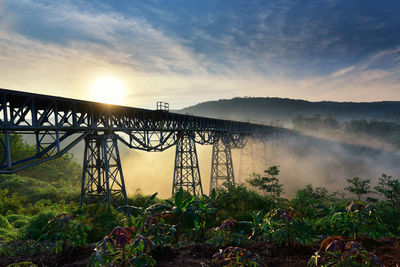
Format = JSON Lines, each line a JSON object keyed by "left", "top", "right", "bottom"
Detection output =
{"left": 293, "top": 114, "right": 339, "bottom": 131}
{"left": 293, "top": 114, "right": 400, "bottom": 149}
{"left": 88, "top": 226, "right": 156, "bottom": 267}
{"left": 0, "top": 215, "right": 11, "bottom": 229}
{"left": 212, "top": 182, "right": 276, "bottom": 221}
{"left": 375, "top": 174, "right": 400, "bottom": 205}
{"left": 0, "top": 239, "right": 54, "bottom": 257}
{"left": 0, "top": 175, "right": 80, "bottom": 204}
{"left": 7, "top": 262, "right": 37, "bottom": 267}
{"left": 127, "top": 190, "right": 161, "bottom": 207}
{"left": 7, "top": 214, "right": 30, "bottom": 229}
{"left": 316, "top": 201, "right": 390, "bottom": 239}
{"left": 345, "top": 177, "right": 371, "bottom": 201}
{"left": 308, "top": 236, "right": 382, "bottom": 266}
{"left": 206, "top": 218, "right": 249, "bottom": 247}
{"left": 0, "top": 189, "right": 23, "bottom": 215}
{"left": 164, "top": 188, "right": 199, "bottom": 229}
{"left": 0, "top": 133, "right": 81, "bottom": 186}
{"left": 39, "top": 214, "right": 89, "bottom": 253}
{"left": 373, "top": 200, "right": 400, "bottom": 235}
{"left": 261, "top": 208, "right": 314, "bottom": 246}
{"left": 247, "top": 166, "right": 283, "bottom": 198}
{"left": 291, "top": 185, "right": 336, "bottom": 218}
{"left": 76, "top": 204, "right": 125, "bottom": 242}
{"left": 23, "top": 211, "right": 57, "bottom": 240}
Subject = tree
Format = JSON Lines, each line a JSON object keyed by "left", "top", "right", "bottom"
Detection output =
{"left": 247, "top": 166, "right": 283, "bottom": 198}
{"left": 345, "top": 177, "right": 371, "bottom": 201}
{"left": 375, "top": 174, "right": 400, "bottom": 205}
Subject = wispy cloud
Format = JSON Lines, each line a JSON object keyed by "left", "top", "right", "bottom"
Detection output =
{"left": 1, "top": 0, "right": 400, "bottom": 108}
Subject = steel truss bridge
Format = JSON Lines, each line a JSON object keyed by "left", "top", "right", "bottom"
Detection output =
{"left": 0, "top": 88, "right": 292, "bottom": 205}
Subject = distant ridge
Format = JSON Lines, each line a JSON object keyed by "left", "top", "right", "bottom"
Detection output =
{"left": 178, "top": 97, "right": 400, "bottom": 125}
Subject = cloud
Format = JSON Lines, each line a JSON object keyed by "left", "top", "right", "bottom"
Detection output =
{"left": 1, "top": 0, "right": 400, "bottom": 109}
{"left": 3, "top": 0, "right": 207, "bottom": 75}
{"left": 331, "top": 66, "right": 355, "bottom": 78}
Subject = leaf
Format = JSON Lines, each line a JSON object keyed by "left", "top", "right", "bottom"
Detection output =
{"left": 144, "top": 193, "right": 158, "bottom": 208}
{"left": 145, "top": 204, "right": 171, "bottom": 214}
{"left": 117, "top": 205, "right": 141, "bottom": 216}
{"left": 175, "top": 188, "right": 184, "bottom": 208}
{"left": 320, "top": 236, "right": 343, "bottom": 250}
{"left": 194, "top": 219, "right": 200, "bottom": 229}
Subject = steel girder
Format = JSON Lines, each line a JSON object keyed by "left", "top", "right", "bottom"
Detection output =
{"left": 172, "top": 132, "right": 203, "bottom": 196}
{"left": 0, "top": 88, "right": 291, "bottom": 174}
{"left": 0, "top": 88, "right": 287, "bottom": 135}
{"left": 80, "top": 134, "right": 128, "bottom": 205}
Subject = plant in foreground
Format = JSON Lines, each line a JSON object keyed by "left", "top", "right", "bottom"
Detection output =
{"left": 262, "top": 208, "right": 314, "bottom": 246}
{"left": 308, "top": 236, "right": 382, "bottom": 267}
{"left": 207, "top": 217, "right": 248, "bottom": 247}
{"left": 88, "top": 226, "right": 156, "bottom": 267}
{"left": 328, "top": 200, "right": 390, "bottom": 239}
{"left": 39, "top": 213, "right": 89, "bottom": 253}
{"left": 212, "top": 246, "right": 261, "bottom": 266}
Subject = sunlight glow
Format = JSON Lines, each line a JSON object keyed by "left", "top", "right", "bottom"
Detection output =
{"left": 90, "top": 76, "right": 126, "bottom": 105}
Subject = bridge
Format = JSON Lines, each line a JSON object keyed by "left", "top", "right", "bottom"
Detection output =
{"left": 0, "top": 88, "right": 293, "bottom": 205}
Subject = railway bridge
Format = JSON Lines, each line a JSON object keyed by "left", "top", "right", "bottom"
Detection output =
{"left": 0, "top": 88, "right": 292, "bottom": 205}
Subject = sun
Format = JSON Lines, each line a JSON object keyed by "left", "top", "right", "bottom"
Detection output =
{"left": 90, "top": 76, "right": 126, "bottom": 105}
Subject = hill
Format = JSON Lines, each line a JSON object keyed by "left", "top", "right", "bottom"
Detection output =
{"left": 178, "top": 97, "right": 400, "bottom": 125}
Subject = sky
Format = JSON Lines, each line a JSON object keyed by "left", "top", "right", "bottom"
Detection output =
{"left": 1, "top": 0, "right": 400, "bottom": 109}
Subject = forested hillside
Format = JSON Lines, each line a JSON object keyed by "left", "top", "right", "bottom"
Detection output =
{"left": 178, "top": 97, "right": 400, "bottom": 125}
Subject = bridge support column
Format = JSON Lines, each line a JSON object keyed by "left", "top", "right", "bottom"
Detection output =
{"left": 210, "top": 132, "right": 235, "bottom": 192}
{"left": 80, "top": 133, "right": 128, "bottom": 206}
{"left": 172, "top": 132, "right": 203, "bottom": 196}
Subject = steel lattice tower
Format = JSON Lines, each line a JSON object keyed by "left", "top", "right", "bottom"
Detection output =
{"left": 172, "top": 132, "right": 203, "bottom": 196}
{"left": 210, "top": 133, "right": 235, "bottom": 191}
{"left": 80, "top": 134, "right": 128, "bottom": 205}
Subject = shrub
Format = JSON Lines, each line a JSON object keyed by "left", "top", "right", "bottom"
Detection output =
{"left": 40, "top": 214, "right": 89, "bottom": 253}
{"left": 0, "top": 215, "right": 11, "bottom": 229}
{"left": 23, "top": 211, "right": 57, "bottom": 240}
{"left": 76, "top": 204, "right": 125, "bottom": 243}
{"left": 212, "top": 183, "right": 276, "bottom": 221}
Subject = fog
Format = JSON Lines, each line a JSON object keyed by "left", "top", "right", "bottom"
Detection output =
{"left": 117, "top": 132, "right": 400, "bottom": 199}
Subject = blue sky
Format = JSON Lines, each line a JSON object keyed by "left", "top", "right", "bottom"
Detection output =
{"left": 1, "top": 0, "right": 399, "bottom": 108}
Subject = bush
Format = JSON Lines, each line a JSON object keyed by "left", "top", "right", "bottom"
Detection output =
{"left": 290, "top": 185, "right": 341, "bottom": 218}
{"left": 6, "top": 214, "right": 28, "bottom": 224}
{"left": 212, "top": 183, "right": 276, "bottom": 221}
{"left": 23, "top": 211, "right": 57, "bottom": 240}
{"left": 0, "top": 189, "right": 23, "bottom": 215}
{"left": 76, "top": 204, "right": 125, "bottom": 242}
{"left": 0, "top": 215, "right": 11, "bottom": 229}
{"left": 7, "top": 214, "right": 30, "bottom": 229}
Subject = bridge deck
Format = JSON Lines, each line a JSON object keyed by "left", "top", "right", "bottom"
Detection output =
{"left": 0, "top": 88, "right": 285, "bottom": 135}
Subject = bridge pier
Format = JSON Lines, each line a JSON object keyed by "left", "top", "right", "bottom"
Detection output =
{"left": 172, "top": 132, "right": 203, "bottom": 196}
{"left": 80, "top": 133, "right": 128, "bottom": 206}
{"left": 210, "top": 132, "right": 235, "bottom": 192}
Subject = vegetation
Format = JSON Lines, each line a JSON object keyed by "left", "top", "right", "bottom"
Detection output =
{"left": 293, "top": 114, "right": 400, "bottom": 150}
{"left": 179, "top": 97, "right": 400, "bottom": 124}
{"left": 0, "top": 133, "right": 399, "bottom": 266}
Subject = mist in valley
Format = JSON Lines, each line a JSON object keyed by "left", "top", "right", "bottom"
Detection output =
{"left": 114, "top": 129, "right": 400, "bottom": 199}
